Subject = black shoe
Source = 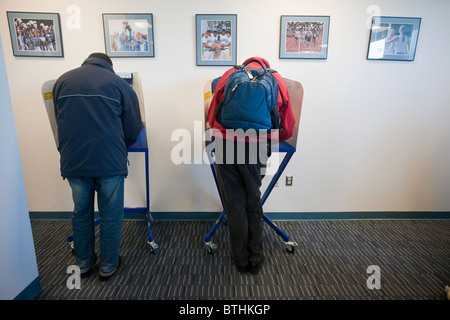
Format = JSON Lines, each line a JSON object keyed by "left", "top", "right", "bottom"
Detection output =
{"left": 99, "top": 255, "right": 122, "bottom": 282}
{"left": 236, "top": 264, "right": 250, "bottom": 274}
{"left": 249, "top": 258, "right": 264, "bottom": 275}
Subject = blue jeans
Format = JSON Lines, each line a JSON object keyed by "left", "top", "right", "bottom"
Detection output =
{"left": 68, "top": 176, "right": 124, "bottom": 275}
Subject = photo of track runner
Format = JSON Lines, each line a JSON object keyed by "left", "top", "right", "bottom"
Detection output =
{"left": 285, "top": 21, "right": 324, "bottom": 53}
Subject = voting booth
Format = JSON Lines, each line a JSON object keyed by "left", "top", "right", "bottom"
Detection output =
{"left": 41, "top": 72, "right": 158, "bottom": 254}
{"left": 203, "top": 76, "right": 303, "bottom": 254}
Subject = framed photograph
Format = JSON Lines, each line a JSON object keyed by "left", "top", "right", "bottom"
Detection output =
{"left": 7, "top": 11, "right": 64, "bottom": 57}
{"left": 280, "top": 15, "right": 330, "bottom": 59}
{"left": 367, "top": 16, "right": 421, "bottom": 61}
{"left": 196, "top": 14, "right": 237, "bottom": 66}
{"left": 102, "top": 13, "right": 155, "bottom": 58}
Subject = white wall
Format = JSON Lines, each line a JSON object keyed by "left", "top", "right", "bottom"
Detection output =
{"left": 1, "top": 0, "right": 450, "bottom": 215}
{"left": 0, "top": 34, "right": 40, "bottom": 300}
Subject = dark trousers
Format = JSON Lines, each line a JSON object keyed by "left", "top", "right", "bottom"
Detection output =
{"left": 214, "top": 138, "right": 270, "bottom": 268}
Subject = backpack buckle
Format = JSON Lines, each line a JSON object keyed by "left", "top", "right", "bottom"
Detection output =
{"left": 244, "top": 68, "right": 254, "bottom": 80}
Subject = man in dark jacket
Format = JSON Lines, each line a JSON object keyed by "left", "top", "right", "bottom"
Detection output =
{"left": 53, "top": 52, "right": 142, "bottom": 280}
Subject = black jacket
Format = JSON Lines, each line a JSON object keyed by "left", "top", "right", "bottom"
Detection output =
{"left": 53, "top": 56, "right": 142, "bottom": 178}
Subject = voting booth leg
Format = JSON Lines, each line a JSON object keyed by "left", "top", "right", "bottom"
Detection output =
{"left": 204, "top": 145, "right": 224, "bottom": 254}
{"left": 205, "top": 209, "right": 226, "bottom": 255}
{"left": 146, "top": 210, "right": 158, "bottom": 254}
{"left": 205, "top": 144, "right": 298, "bottom": 255}
{"left": 262, "top": 214, "right": 297, "bottom": 253}
{"left": 260, "top": 151, "right": 298, "bottom": 253}
{"left": 144, "top": 149, "right": 158, "bottom": 254}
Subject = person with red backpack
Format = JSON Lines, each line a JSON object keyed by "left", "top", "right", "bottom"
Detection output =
{"left": 208, "top": 57, "right": 295, "bottom": 274}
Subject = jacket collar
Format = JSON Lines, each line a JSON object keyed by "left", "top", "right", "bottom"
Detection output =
{"left": 81, "top": 56, "right": 114, "bottom": 73}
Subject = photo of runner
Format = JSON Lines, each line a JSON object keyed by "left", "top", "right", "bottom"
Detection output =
{"left": 280, "top": 16, "right": 330, "bottom": 59}
{"left": 285, "top": 21, "right": 324, "bottom": 54}
{"left": 372, "top": 23, "right": 414, "bottom": 56}
{"left": 367, "top": 16, "right": 421, "bottom": 61}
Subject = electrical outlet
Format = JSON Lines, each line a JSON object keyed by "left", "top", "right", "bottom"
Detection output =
{"left": 286, "top": 176, "right": 293, "bottom": 186}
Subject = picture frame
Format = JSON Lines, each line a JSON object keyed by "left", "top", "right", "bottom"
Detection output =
{"left": 6, "top": 11, "right": 64, "bottom": 57}
{"left": 196, "top": 14, "right": 237, "bottom": 66}
{"left": 367, "top": 16, "right": 421, "bottom": 61}
{"left": 279, "top": 15, "right": 330, "bottom": 59}
{"left": 102, "top": 13, "right": 155, "bottom": 58}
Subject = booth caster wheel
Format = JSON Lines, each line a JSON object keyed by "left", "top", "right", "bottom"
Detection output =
{"left": 205, "top": 241, "right": 217, "bottom": 255}
{"left": 68, "top": 241, "right": 75, "bottom": 255}
{"left": 285, "top": 241, "right": 298, "bottom": 254}
{"left": 147, "top": 240, "right": 159, "bottom": 255}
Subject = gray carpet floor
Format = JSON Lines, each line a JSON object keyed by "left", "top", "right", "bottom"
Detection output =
{"left": 31, "top": 219, "right": 450, "bottom": 300}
